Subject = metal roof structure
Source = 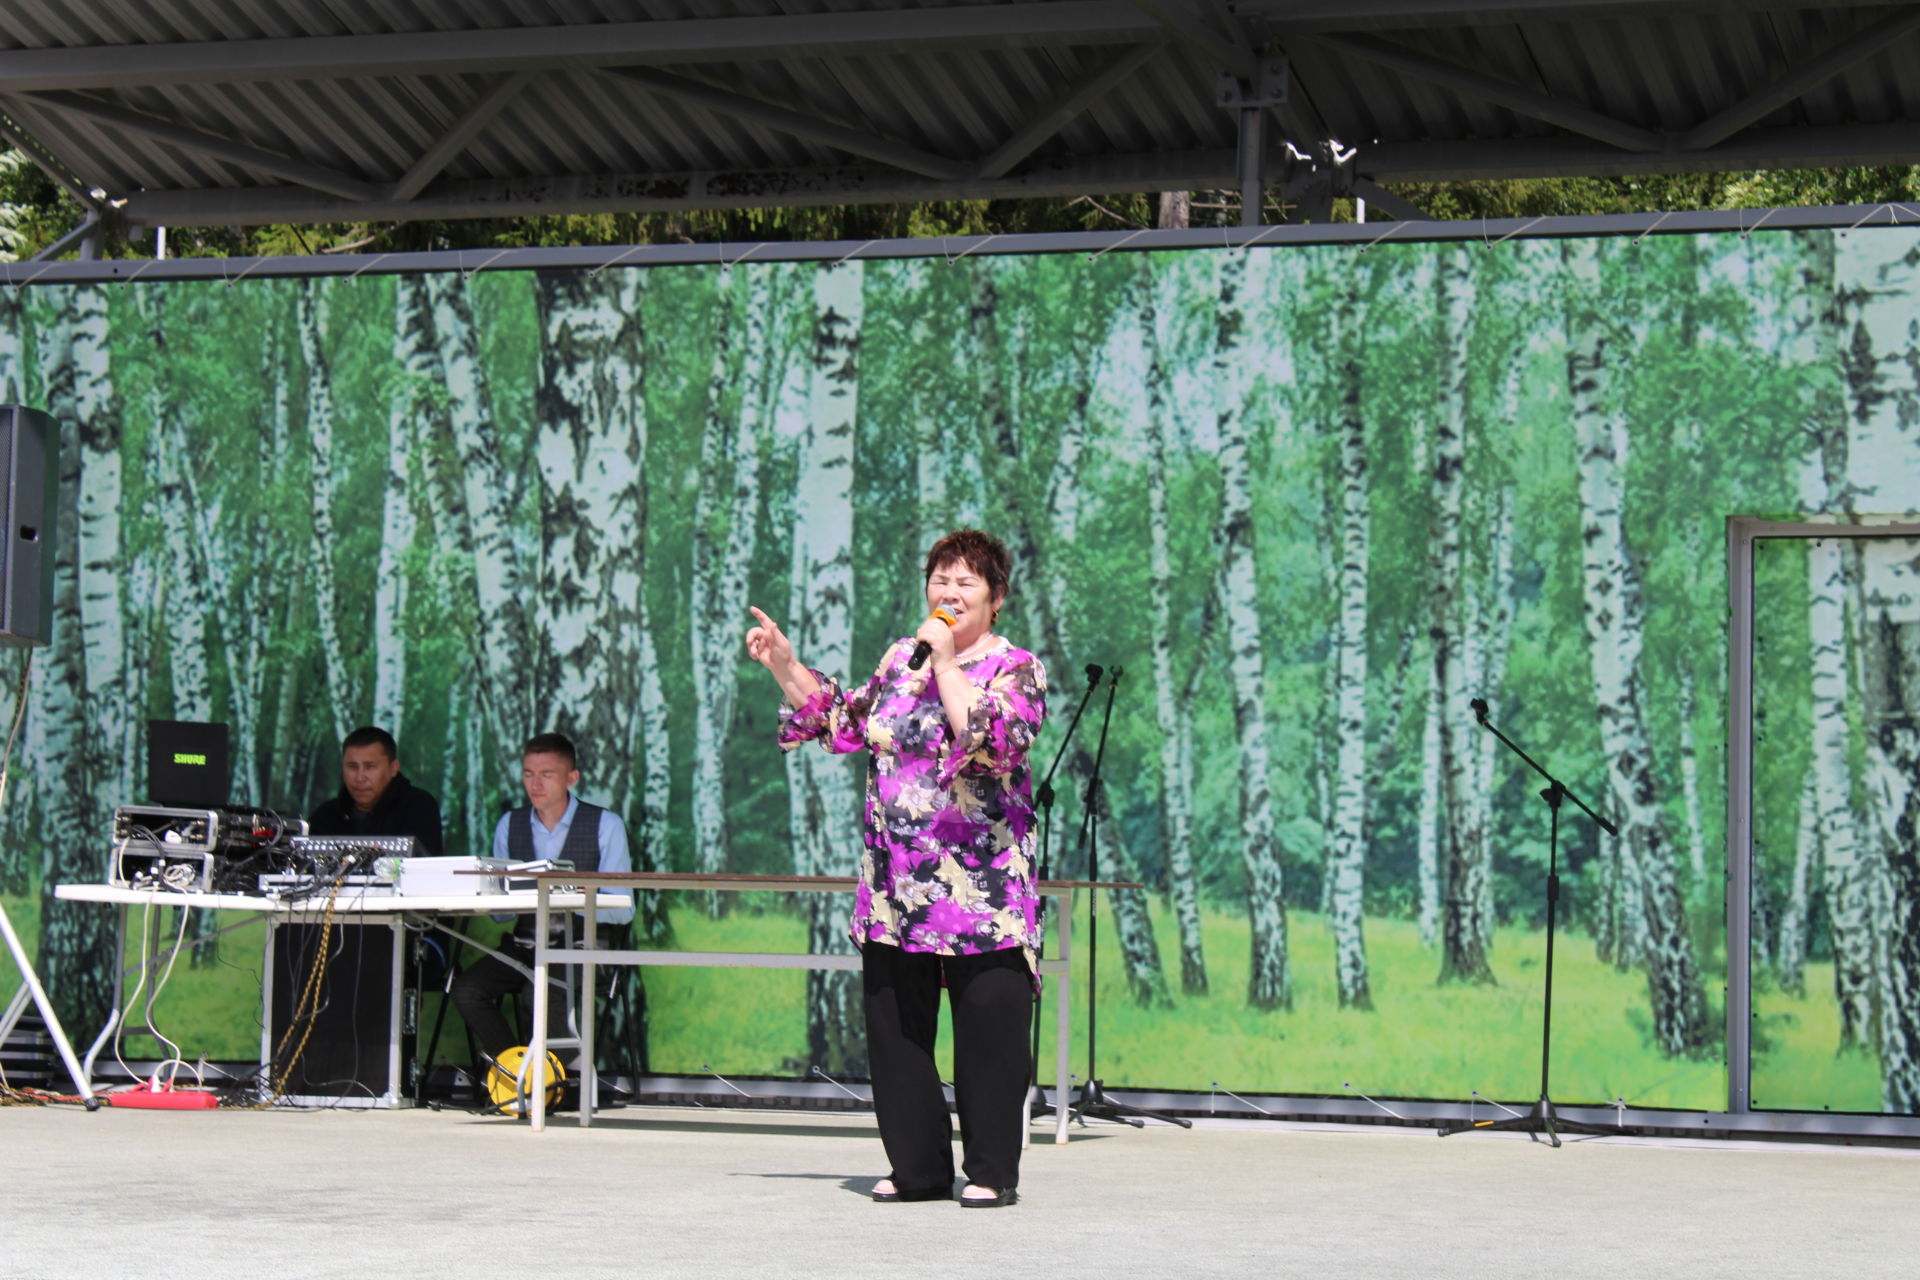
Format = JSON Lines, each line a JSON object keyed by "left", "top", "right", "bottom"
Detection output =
{"left": 2, "top": 0, "right": 1918, "bottom": 251}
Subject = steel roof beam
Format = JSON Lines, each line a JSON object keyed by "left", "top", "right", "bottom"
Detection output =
{"left": 599, "top": 67, "right": 969, "bottom": 181}
{"left": 113, "top": 147, "right": 1284, "bottom": 226}
{"left": 1241, "top": 0, "right": 1894, "bottom": 33}
{"left": 1127, "top": 0, "right": 1259, "bottom": 78}
{"left": 21, "top": 92, "right": 381, "bottom": 201}
{"left": 387, "top": 71, "right": 532, "bottom": 202}
{"left": 0, "top": 5, "right": 1168, "bottom": 92}
{"left": 1305, "top": 33, "right": 1664, "bottom": 152}
{"left": 1677, "top": 7, "right": 1920, "bottom": 151}
{"left": 0, "top": 109, "right": 99, "bottom": 210}
{"left": 1363, "top": 120, "right": 1920, "bottom": 181}
{"left": 974, "top": 41, "right": 1167, "bottom": 179}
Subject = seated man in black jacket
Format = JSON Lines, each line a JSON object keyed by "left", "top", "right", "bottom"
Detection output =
{"left": 307, "top": 725, "right": 444, "bottom": 853}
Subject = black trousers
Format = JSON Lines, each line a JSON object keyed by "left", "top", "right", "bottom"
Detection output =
{"left": 450, "top": 945, "right": 570, "bottom": 1064}
{"left": 861, "top": 941, "right": 1035, "bottom": 1193}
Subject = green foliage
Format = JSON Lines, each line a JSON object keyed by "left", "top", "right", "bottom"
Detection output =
{"left": 1374, "top": 168, "right": 1920, "bottom": 224}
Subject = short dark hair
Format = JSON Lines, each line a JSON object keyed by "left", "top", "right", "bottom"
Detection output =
{"left": 522, "top": 732, "right": 577, "bottom": 770}
{"left": 924, "top": 528, "right": 1011, "bottom": 601}
{"left": 342, "top": 726, "right": 398, "bottom": 761}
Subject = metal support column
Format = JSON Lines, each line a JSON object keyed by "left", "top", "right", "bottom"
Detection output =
{"left": 1216, "top": 59, "right": 1288, "bottom": 228}
{"left": 1238, "top": 107, "right": 1264, "bottom": 227}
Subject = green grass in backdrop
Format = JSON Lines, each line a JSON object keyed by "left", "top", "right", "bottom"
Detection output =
{"left": 8, "top": 891, "right": 1870, "bottom": 1112}
{"left": 1751, "top": 969, "right": 1882, "bottom": 1114}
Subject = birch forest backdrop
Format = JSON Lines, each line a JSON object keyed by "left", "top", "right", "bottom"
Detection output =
{"left": 2, "top": 227, "right": 1919, "bottom": 1114}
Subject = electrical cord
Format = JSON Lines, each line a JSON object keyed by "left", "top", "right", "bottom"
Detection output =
{"left": 109, "top": 891, "right": 193, "bottom": 1091}
{"left": 246, "top": 867, "right": 352, "bottom": 1107}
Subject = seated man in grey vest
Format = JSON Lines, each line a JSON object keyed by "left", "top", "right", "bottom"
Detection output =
{"left": 450, "top": 731, "right": 634, "bottom": 1066}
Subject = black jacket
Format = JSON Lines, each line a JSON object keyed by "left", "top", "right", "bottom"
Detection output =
{"left": 307, "top": 772, "right": 444, "bottom": 854}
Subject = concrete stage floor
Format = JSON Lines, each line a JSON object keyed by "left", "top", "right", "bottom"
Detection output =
{"left": 2, "top": 1104, "right": 1917, "bottom": 1279}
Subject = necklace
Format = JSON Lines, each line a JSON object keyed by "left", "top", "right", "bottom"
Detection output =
{"left": 953, "top": 632, "right": 998, "bottom": 663}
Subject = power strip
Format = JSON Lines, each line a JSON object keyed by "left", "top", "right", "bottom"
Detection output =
{"left": 108, "top": 1083, "right": 219, "bottom": 1110}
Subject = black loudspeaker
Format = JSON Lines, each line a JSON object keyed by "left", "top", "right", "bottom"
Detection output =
{"left": 0, "top": 406, "right": 58, "bottom": 648}
{"left": 268, "top": 921, "right": 419, "bottom": 1105}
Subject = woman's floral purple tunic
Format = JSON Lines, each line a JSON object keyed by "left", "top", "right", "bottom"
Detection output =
{"left": 778, "top": 636, "right": 1048, "bottom": 974}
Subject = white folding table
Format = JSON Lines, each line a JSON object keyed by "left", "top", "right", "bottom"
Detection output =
{"left": 520, "top": 871, "right": 1128, "bottom": 1145}
{"left": 53, "top": 882, "right": 596, "bottom": 1103}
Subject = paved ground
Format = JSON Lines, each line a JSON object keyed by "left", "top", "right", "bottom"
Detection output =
{"left": 3, "top": 1102, "right": 1918, "bottom": 1279}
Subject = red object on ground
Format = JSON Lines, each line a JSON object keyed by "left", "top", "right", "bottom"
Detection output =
{"left": 108, "top": 1084, "right": 219, "bottom": 1110}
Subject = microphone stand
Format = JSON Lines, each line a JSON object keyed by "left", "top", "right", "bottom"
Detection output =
{"left": 1438, "top": 697, "right": 1617, "bottom": 1147}
{"left": 1027, "top": 664, "right": 1102, "bottom": 1110}
{"left": 1043, "top": 666, "right": 1189, "bottom": 1130}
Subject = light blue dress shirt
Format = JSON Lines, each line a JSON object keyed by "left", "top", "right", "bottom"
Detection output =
{"left": 490, "top": 793, "right": 634, "bottom": 926}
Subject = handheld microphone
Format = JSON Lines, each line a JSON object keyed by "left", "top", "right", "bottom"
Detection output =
{"left": 908, "top": 606, "right": 957, "bottom": 671}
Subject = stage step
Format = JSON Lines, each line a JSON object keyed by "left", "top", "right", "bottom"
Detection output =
{"left": 1, "top": 1011, "right": 54, "bottom": 1090}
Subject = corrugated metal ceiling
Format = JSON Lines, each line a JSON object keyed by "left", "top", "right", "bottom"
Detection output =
{"left": 0, "top": 0, "right": 1916, "bottom": 233}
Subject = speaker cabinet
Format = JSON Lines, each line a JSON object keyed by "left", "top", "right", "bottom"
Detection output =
{"left": 265, "top": 919, "right": 419, "bottom": 1107}
{"left": 0, "top": 406, "right": 59, "bottom": 648}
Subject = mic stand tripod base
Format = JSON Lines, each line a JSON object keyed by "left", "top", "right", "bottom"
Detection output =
{"left": 1032, "top": 1078, "right": 1192, "bottom": 1130}
{"left": 1437, "top": 1096, "right": 1617, "bottom": 1148}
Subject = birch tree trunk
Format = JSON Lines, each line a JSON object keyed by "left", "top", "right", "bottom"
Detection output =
{"left": 1137, "top": 256, "right": 1207, "bottom": 995}
{"left": 1858, "top": 540, "right": 1920, "bottom": 1110}
{"left": 534, "top": 269, "right": 659, "bottom": 1067}
{"left": 36, "top": 284, "right": 116, "bottom": 1035}
{"left": 1677, "top": 671, "right": 1709, "bottom": 894}
{"left": 1775, "top": 772, "right": 1816, "bottom": 996}
{"left": 1315, "top": 534, "right": 1340, "bottom": 920}
{"left": 1751, "top": 853, "right": 1776, "bottom": 975}
{"left": 1795, "top": 231, "right": 1877, "bottom": 1049}
{"left": 933, "top": 263, "right": 988, "bottom": 529}
{"left": 269, "top": 591, "right": 309, "bottom": 808}
{"left": 1434, "top": 247, "right": 1494, "bottom": 986}
{"left": 74, "top": 285, "right": 128, "bottom": 812}
{"left": 299, "top": 279, "right": 358, "bottom": 743}
{"left": 372, "top": 276, "right": 433, "bottom": 734}
{"left": 691, "top": 268, "right": 782, "bottom": 902}
{"left": 230, "top": 302, "right": 293, "bottom": 803}
{"left": 689, "top": 277, "right": 741, "bottom": 898}
{"left": 1563, "top": 247, "right": 1640, "bottom": 969}
{"left": 633, "top": 585, "right": 671, "bottom": 894}
{"left": 1468, "top": 485, "right": 1516, "bottom": 873}
{"left": 1215, "top": 250, "right": 1290, "bottom": 1009}
{"left": 890, "top": 264, "right": 948, "bottom": 551}
{"left": 1326, "top": 265, "right": 1373, "bottom": 1009}
{"left": 1417, "top": 671, "right": 1443, "bottom": 948}
{"left": 1464, "top": 353, "right": 1522, "bottom": 910}
{"left": 1563, "top": 239, "right": 1709, "bottom": 1056}
{"left": 142, "top": 292, "right": 225, "bottom": 961}
{"left": 427, "top": 272, "right": 531, "bottom": 788}
{"left": 788, "top": 260, "right": 866, "bottom": 1074}
{"left": 152, "top": 311, "right": 211, "bottom": 726}
{"left": 534, "top": 271, "right": 648, "bottom": 814}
